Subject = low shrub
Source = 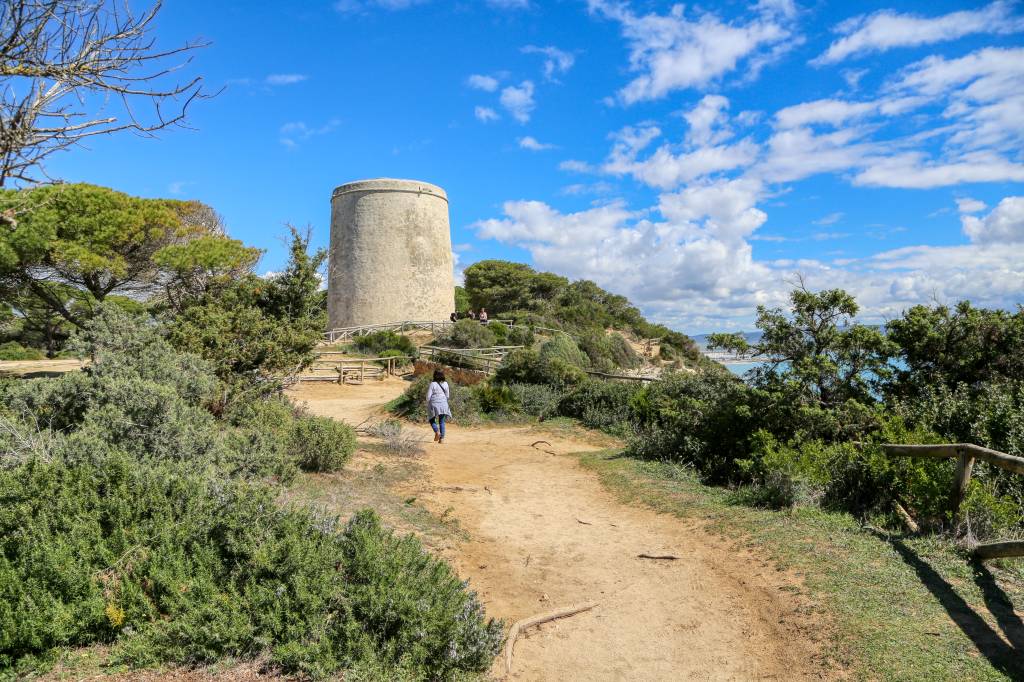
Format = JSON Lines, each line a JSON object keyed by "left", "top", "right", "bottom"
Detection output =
{"left": 435, "top": 319, "right": 495, "bottom": 349}
{"left": 577, "top": 331, "right": 639, "bottom": 372}
{"left": 507, "top": 383, "right": 561, "bottom": 418}
{"left": 557, "top": 379, "right": 641, "bottom": 432}
{"left": 495, "top": 341, "right": 587, "bottom": 389}
{"left": 538, "top": 334, "right": 589, "bottom": 369}
{"left": 289, "top": 415, "right": 357, "bottom": 473}
{"left": 507, "top": 325, "right": 535, "bottom": 347}
{"left": 0, "top": 341, "right": 44, "bottom": 361}
{"left": 0, "top": 451, "right": 501, "bottom": 678}
{"left": 352, "top": 330, "right": 417, "bottom": 358}
{"left": 487, "top": 321, "right": 509, "bottom": 343}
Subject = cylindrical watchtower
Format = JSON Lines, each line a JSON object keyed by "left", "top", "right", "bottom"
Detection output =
{"left": 327, "top": 178, "right": 455, "bottom": 330}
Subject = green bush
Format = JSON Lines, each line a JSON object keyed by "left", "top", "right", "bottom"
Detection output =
{"left": 577, "top": 331, "right": 639, "bottom": 372}
{"left": 507, "top": 325, "right": 535, "bottom": 347}
{"left": 474, "top": 383, "right": 517, "bottom": 414}
{"left": 507, "top": 383, "right": 561, "bottom": 418}
{"left": 436, "top": 319, "right": 496, "bottom": 349}
{"left": 487, "top": 321, "right": 509, "bottom": 343}
{"left": 0, "top": 341, "right": 44, "bottom": 361}
{"left": 538, "top": 334, "right": 588, "bottom": 369}
{"left": 353, "top": 330, "right": 417, "bottom": 358}
{"left": 557, "top": 379, "right": 641, "bottom": 432}
{"left": 0, "top": 451, "right": 501, "bottom": 678}
{"left": 289, "top": 415, "right": 357, "bottom": 473}
{"left": 340, "top": 510, "right": 504, "bottom": 676}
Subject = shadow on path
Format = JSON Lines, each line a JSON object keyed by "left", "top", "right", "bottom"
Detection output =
{"left": 884, "top": 535, "right": 1024, "bottom": 678}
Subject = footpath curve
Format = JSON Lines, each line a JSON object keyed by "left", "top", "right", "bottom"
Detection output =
{"left": 291, "top": 379, "right": 833, "bottom": 681}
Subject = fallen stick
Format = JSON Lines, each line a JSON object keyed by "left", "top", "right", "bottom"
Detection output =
{"left": 637, "top": 553, "right": 680, "bottom": 560}
{"left": 576, "top": 518, "right": 592, "bottom": 525}
{"left": 504, "top": 602, "right": 598, "bottom": 675}
{"left": 530, "top": 440, "right": 557, "bottom": 455}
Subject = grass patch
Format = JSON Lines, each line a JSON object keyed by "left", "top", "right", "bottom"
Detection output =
{"left": 281, "top": 445, "right": 467, "bottom": 554}
{"left": 578, "top": 450, "right": 1024, "bottom": 681}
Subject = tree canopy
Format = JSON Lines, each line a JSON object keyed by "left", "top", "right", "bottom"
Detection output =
{"left": 0, "top": 183, "right": 257, "bottom": 327}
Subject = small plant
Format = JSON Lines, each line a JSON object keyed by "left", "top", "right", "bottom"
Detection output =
{"left": 435, "top": 319, "right": 496, "bottom": 349}
{"left": 0, "top": 342, "right": 45, "bottom": 361}
{"left": 289, "top": 415, "right": 357, "bottom": 472}
{"left": 353, "top": 330, "right": 417, "bottom": 358}
{"left": 360, "top": 418, "right": 425, "bottom": 456}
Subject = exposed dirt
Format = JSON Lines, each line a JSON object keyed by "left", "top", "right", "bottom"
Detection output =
{"left": 289, "top": 380, "right": 835, "bottom": 681}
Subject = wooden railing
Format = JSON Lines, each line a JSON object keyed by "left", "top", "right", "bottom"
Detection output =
{"left": 584, "top": 370, "right": 658, "bottom": 383}
{"left": 299, "top": 353, "right": 415, "bottom": 383}
{"left": 323, "top": 319, "right": 514, "bottom": 343}
{"left": 418, "top": 345, "right": 524, "bottom": 374}
{"left": 880, "top": 443, "right": 1024, "bottom": 560}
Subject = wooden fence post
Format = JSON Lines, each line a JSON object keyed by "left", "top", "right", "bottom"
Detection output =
{"left": 951, "top": 448, "right": 975, "bottom": 527}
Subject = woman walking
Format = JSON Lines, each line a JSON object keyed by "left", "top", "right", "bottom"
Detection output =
{"left": 426, "top": 369, "right": 451, "bottom": 444}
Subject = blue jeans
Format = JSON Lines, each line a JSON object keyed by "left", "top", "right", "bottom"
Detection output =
{"left": 430, "top": 415, "right": 446, "bottom": 439}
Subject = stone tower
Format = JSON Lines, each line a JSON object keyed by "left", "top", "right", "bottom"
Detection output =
{"left": 327, "top": 178, "right": 455, "bottom": 329}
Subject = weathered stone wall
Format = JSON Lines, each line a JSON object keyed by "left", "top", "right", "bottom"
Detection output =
{"left": 327, "top": 178, "right": 455, "bottom": 329}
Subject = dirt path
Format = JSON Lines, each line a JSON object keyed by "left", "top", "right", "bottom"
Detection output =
{"left": 290, "top": 380, "right": 832, "bottom": 681}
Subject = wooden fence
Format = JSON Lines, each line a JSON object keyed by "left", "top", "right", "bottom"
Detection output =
{"left": 418, "top": 345, "right": 524, "bottom": 374}
{"left": 323, "top": 319, "right": 514, "bottom": 343}
{"left": 299, "top": 354, "right": 415, "bottom": 384}
{"left": 880, "top": 443, "right": 1024, "bottom": 560}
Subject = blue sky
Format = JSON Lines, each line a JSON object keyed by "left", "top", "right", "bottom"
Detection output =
{"left": 49, "top": 0, "right": 1024, "bottom": 334}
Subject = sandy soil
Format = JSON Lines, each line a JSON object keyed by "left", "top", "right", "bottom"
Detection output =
{"left": 289, "top": 380, "right": 833, "bottom": 681}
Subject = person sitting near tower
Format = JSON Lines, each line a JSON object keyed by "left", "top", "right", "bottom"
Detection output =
{"left": 450, "top": 311, "right": 458, "bottom": 323}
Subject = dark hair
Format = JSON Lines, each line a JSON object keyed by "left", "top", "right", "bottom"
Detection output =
{"left": 433, "top": 369, "right": 445, "bottom": 383}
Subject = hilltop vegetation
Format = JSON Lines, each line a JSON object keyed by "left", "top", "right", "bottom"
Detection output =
{"left": 461, "top": 260, "right": 705, "bottom": 369}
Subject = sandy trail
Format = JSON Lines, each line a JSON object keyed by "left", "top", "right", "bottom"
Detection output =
{"left": 290, "top": 379, "right": 830, "bottom": 681}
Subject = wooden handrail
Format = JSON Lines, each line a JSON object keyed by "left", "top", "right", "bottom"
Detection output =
{"left": 880, "top": 443, "right": 1024, "bottom": 475}
{"left": 878, "top": 442, "right": 1024, "bottom": 560}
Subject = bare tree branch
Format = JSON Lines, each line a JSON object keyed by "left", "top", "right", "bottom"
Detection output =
{"left": 0, "top": 0, "right": 211, "bottom": 186}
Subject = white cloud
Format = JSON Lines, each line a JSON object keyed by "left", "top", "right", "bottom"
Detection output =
{"left": 473, "top": 187, "right": 1024, "bottom": 330}
{"left": 559, "top": 159, "right": 597, "bottom": 173}
{"left": 588, "top": 0, "right": 796, "bottom": 104}
{"left": 334, "top": 0, "right": 427, "bottom": 11}
{"left": 956, "top": 197, "right": 987, "bottom": 214}
{"left": 279, "top": 119, "right": 340, "bottom": 148}
{"left": 518, "top": 136, "right": 555, "bottom": 151}
{"left": 842, "top": 68, "right": 869, "bottom": 89}
{"left": 961, "top": 196, "right": 1024, "bottom": 243}
{"left": 522, "top": 45, "right": 575, "bottom": 81}
{"left": 474, "top": 106, "right": 500, "bottom": 122}
{"left": 265, "top": 74, "right": 308, "bottom": 86}
{"left": 888, "top": 47, "right": 1024, "bottom": 151}
{"left": 168, "top": 180, "right": 190, "bottom": 195}
{"left": 487, "top": 0, "right": 529, "bottom": 7}
{"left": 814, "top": 1, "right": 1024, "bottom": 65}
{"left": 500, "top": 80, "right": 536, "bottom": 123}
{"left": 467, "top": 74, "right": 500, "bottom": 91}
{"left": 853, "top": 152, "right": 1024, "bottom": 188}
{"left": 615, "top": 139, "right": 760, "bottom": 190}
{"left": 560, "top": 182, "right": 614, "bottom": 196}
{"left": 682, "top": 94, "right": 732, "bottom": 147}
{"left": 814, "top": 212, "right": 843, "bottom": 226}
{"left": 774, "top": 99, "right": 879, "bottom": 129}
